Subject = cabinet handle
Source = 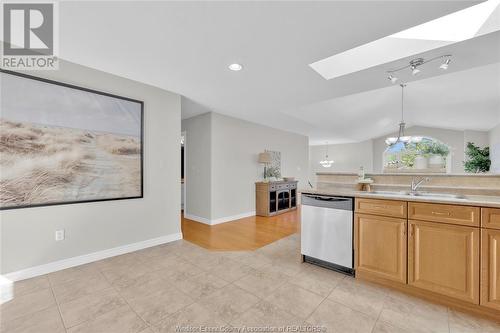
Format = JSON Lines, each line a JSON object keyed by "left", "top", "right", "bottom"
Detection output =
{"left": 431, "top": 211, "right": 451, "bottom": 216}
{"left": 409, "top": 224, "right": 414, "bottom": 237}
{"left": 402, "top": 224, "right": 407, "bottom": 236}
{"left": 372, "top": 205, "right": 388, "bottom": 209}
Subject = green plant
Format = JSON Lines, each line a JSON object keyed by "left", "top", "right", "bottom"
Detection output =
{"left": 422, "top": 141, "right": 450, "bottom": 156}
{"left": 414, "top": 142, "right": 430, "bottom": 157}
{"left": 401, "top": 148, "right": 417, "bottom": 168}
{"left": 265, "top": 165, "right": 281, "bottom": 178}
{"left": 464, "top": 142, "right": 490, "bottom": 173}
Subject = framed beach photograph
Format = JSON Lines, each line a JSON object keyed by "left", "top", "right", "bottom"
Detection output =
{"left": 0, "top": 70, "right": 144, "bottom": 210}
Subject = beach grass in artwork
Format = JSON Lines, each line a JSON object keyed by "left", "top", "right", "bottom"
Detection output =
{"left": 0, "top": 72, "right": 142, "bottom": 209}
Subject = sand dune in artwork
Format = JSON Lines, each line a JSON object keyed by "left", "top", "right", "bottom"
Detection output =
{"left": 0, "top": 119, "right": 141, "bottom": 208}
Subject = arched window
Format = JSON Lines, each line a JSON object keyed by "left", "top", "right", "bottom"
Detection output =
{"left": 383, "top": 137, "right": 450, "bottom": 173}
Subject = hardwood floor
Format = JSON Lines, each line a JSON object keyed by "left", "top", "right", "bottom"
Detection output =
{"left": 181, "top": 210, "right": 300, "bottom": 251}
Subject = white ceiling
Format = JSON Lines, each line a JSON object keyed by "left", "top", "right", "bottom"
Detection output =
{"left": 50, "top": 1, "right": 500, "bottom": 144}
{"left": 310, "top": 0, "right": 500, "bottom": 80}
{"left": 300, "top": 62, "right": 500, "bottom": 145}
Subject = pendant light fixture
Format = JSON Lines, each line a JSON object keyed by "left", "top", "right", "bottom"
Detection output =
{"left": 385, "top": 84, "right": 411, "bottom": 146}
{"left": 319, "top": 142, "right": 334, "bottom": 168}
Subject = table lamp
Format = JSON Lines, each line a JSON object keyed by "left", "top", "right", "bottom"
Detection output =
{"left": 258, "top": 152, "right": 272, "bottom": 180}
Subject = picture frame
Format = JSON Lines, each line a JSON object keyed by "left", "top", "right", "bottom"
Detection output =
{"left": 0, "top": 69, "right": 144, "bottom": 210}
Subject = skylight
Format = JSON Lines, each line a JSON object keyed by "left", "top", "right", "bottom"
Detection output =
{"left": 310, "top": 0, "right": 500, "bottom": 80}
{"left": 391, "top": 0, "right": 500, "bottom": 41}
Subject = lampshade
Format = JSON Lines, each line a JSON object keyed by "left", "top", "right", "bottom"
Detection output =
{"left": 258, "top": 152, "right": 271, "bottom": 164}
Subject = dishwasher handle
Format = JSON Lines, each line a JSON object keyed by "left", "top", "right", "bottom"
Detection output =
{"left": 302, "top": 194, "right": 353, "bottom": 210}
{"left": 304, "top": 195, "right": 350, "bottom": 202}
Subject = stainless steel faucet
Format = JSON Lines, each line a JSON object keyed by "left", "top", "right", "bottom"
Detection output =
{"left": 411, "top": 177, "right": 430, "bottom": 193}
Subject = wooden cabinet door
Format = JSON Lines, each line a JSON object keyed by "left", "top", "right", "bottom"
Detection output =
{"left": 408, "top": 220, "right": 480, "bottom": 304}
{"left": 354, "top": 213, "right": 407, "bottom": 283}
{"left": 481, "top": 228, "right": 500, "bottom": 311}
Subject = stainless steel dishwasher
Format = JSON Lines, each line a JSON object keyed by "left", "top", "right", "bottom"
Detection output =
{"left": 301, "top": 194, "right": 354, "bottom": 275}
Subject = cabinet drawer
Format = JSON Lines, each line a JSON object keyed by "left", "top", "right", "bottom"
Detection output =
{"left": 482, "top": 208, "right": 500, "bottom": 230}
{"left": 355, "top": 198, "right": 407, "bottom": 218}
{"left": 408, "top": 202, "right": 479, "bottom": 227}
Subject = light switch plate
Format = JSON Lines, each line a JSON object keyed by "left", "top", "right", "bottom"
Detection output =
{"left": 55, "top": 229, "right": 65, "bottom": 241}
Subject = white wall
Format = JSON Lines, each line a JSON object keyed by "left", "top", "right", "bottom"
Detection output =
{"left": 490, "top": 124, "right": 500, "bottom": 173}
{"left": 311, "top": 126, "right": 492, "bottom": 175}
{"left": 464, "top": 130, "right": 489, "bottom": 148}
{"left": 309, "top": 141, "right": 373, "bottom": 183}
{"left": 181, "top": 113, "right": 212, "bottom": 220}
{"left": 0, "top": 61, "right": 181, "bottom": 274}
{"left": 182, "top": 112, "right": 308, "bottom": 222}
{"left": 210, "top": 112, "right": 309, "bottom": 220}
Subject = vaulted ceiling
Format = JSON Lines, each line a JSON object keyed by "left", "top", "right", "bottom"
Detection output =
{"left": 49, "top": 1, "right": 499, "bottom": 144}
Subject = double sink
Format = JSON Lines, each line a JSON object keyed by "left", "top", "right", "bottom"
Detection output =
{"left": 369, "top": 190, "right": 467, "bottom": 200}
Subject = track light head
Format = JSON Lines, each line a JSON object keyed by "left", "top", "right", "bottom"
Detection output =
{"left": 387, "top": 75, "right": 398, "bottom": 83}
{"left": 439, "top": 58, "right": 451, "bottom": 70}
{"left": 409, "top": 58, "right": 424, "bottom": 76}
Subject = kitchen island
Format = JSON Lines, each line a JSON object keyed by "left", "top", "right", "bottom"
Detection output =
{"left": 300, "top": 177, "right": 500, "bottom": 321}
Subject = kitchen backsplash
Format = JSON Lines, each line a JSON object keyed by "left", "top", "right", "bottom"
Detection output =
{"left": 315, "top": 172, "right": 500, "bottom": 196}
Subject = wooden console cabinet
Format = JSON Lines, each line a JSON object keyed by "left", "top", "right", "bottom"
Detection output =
{"left": 256, "top": 181, "right": 297, "bottom": 217}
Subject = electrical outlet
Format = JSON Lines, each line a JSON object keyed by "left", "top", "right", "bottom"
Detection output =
{"left": 55, "top": 229, "right": 65, "bottom": 241}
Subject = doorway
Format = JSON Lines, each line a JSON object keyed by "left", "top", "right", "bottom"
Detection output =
{"left": 181, "top": 131, "right": 186, "bottom": 212}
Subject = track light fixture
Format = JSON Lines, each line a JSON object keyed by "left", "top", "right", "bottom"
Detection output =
{"left": 386, "top": 55, "right": 452, "bottom": 83}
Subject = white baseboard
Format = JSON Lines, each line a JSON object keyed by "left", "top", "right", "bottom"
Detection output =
{"left": 0, "top": 275, "right": 13, "bottom": 304}
{"left": 211, "top": 211, "right": 255, "bottom": 225}
{"left": 3, "top": 232, "right": 183, "bottom": 282}
{"left": 184, "top": 213, "right": 211, "bottom": 225}
{"left": 184, "top": 211, "right": 255, "bottom": 225}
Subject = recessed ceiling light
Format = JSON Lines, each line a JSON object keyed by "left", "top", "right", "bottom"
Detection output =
{"left": 228, "top": 63, "right": 243, "bottom": 71}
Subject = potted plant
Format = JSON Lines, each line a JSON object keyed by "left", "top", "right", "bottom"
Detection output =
{"left": 422, "top": 141, "right": 449, "bottom": 169}
{"left": 464, "top": 142, "right": 490, "bottom": 173}
{"left": 265, "top": 165, "right": 281, "bottom": 180}
{"left": 414, "top": 153, "right": 429, "bottom": 169}
{"left": 412, "top": 141, "right": 428, "bottom": 169}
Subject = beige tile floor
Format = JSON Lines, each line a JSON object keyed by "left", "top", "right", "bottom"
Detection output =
{"left": 2, "top": 234, "right": 500, "bottom": 333}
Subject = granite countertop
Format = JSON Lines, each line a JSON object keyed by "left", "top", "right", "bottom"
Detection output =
{"left": 299, "top": 188, "right": 500, "bottom": 208}
{"left": 315, "top": 172, "right": 500, "bottom": 177}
